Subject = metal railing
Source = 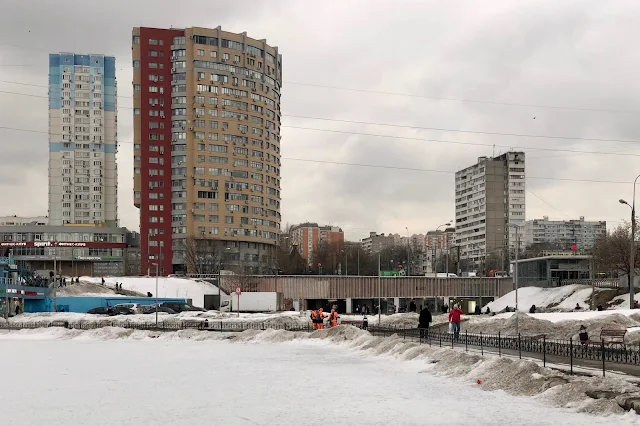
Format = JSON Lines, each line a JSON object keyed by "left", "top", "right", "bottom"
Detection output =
{"left": 1, "top": 320, "right": 637, "bottom": 376}
{"left": 368, "top": 326, "right": 640, "bottom": 376}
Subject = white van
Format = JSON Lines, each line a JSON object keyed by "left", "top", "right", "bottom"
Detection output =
{"left": 436, "top": 273, "right": 458, "bottom": 278}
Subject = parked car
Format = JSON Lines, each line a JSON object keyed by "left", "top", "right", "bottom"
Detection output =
{"left": 113, "top": 303, "right": 143, "bottom": 314}
{"left": 87, "top": 307, "right": 111, "bottom": 315}
{"left": 109, "top": 306, "right": 135, "bottom": 316}
{"left": 141, "top": 304, "right": 176, "bottom": 314}
{"left": 160, "top": 302, "right": 205, "bottom": 313}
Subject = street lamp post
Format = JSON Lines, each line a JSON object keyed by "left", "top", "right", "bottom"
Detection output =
{"left": 155, "top": 262, "right": 159, "bottom": 326}
{"left": 620, "top": 174, "right": 640, "bottom": 309}
{"left": 377, "top": 252, "right": 381, "bottom": 324}
{"left": 433, "top": 222, "right": 451, "bottom": 274}
{"left": 509, "top": 223, "right": 521, "bottom": 334}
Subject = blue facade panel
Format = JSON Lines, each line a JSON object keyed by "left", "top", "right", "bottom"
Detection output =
{"left": 104, "top": 56, "right": 116, "bottom": 78}
{"left": 53, "top": 297, "right": 188, "bottom": 313}
{"left": 104, "top": 144, "right": 117, "bottom": 154}
{"left": 74, "top": 54, "right": 90, "bottom": 66}
{"left": 49, "top": 54, "right": 61, "bottom": 110}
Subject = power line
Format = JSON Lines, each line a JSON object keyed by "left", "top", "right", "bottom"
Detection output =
{"left": 4, "top": 120, "right": 640, "bottom": 160}
{"left": 526, "top": 189, "right": 571, "bottom": 218}
{"left": 282, "top": 81, "right": 640, "bottom": 115}
{"left": 2, "top": 79, "right": 639, "bottom": 145}
{"left": 283, "top": 126, "right": 640, "bottom": 158}
{"left": 285, "top": 115, "right": 640, "bottom": 145}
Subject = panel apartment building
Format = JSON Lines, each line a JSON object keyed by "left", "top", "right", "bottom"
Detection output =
{"left": 524, "top": 216, "right": 606, "bottom": 250}
{"left": 48, "top": 53, "right": 118, "bottom": 226}
{"left": 454, "top": 152, "right": 525, "bottom": 270}
{"left": 290, "top": 223, "right": 344, "bottom": 263}
{"left": 132, "top": 27, "right": 282, "bottom": 275}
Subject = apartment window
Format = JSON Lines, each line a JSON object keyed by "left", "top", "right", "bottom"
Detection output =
{"left": 223, "top": 53, "right": 229, "bottom": 60}
{"left": 197, "top": 49, "right": 205, "bottom": 57}
{"left": 133, "top": 84, "right": 140, "bottom": 91}
{"left": 133, "top": 36, "right": 140, "bottom": 44}
{"left": 133, "top": 60, "right": 140, "bottom": 68}
{"left": 210, "top": 51, "right": 217, "bottom": 58}
{"left": 225, "top": 216, "right": 234, "bottom": 224}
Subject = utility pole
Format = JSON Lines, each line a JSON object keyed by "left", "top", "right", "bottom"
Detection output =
{"left": 377, "top": 252, "right": 381, "bottom": 324}
{"left": 513, "top": 225, "right": 520, "bottom": 335}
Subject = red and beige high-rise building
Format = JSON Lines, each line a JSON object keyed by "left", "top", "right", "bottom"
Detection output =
{"left": 132, "top": 26, "right": 282, "bottom": 275}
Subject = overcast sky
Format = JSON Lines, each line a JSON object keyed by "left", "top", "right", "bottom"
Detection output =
{"left": 1, "top": 0, "right": 639, "bottom": 240}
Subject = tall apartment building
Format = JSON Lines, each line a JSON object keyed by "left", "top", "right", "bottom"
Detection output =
{"left": 132, "top": 27, "right": 282, "bottom": 275}
{"left": 524, "top": 216, "right": 606, "bottom": 250}
{"left": 48, "top": 53, "right": 118, "bottom": 226}
{"left": 454, "top": 152, "right": 525, "bottom": 270}
{"left": 290, "top": 223, "right": 344, "bottom": 262}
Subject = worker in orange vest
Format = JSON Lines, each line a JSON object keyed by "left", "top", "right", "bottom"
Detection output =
{"left": 310, "top": 309, "right": 318, "bottom": 330}
{"left": 329, "top": 308, "right": 339, "bottom": 328}
{"left": 317, "top": 308, "right": 327, "bottom": 329}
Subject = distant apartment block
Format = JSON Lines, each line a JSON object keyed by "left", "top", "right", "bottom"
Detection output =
{"left": 455, "top": 152, "right": 526, "bottom": 269}
{"left": 524, "top": 216, "right": 606, "bottom": 250}
{"left": 48, "top": 53, "right": 118, "bottom": 227}
{"left": 290, "top": 223, "right": 344, "bottom": 262}
{"left": 361, "top": 232, "right": 395, "bottom": 253}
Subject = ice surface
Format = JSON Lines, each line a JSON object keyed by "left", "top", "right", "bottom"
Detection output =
{"left": 1, "top": 327, "right": 640, "bottom": 424}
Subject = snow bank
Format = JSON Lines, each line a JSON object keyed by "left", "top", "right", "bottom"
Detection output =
{"left": 80, "top": 276, "right": 222, "bottom": 308}
{"left": 57, "top": 282, "right": 124, "bottom": 297}
{"left": 485, "top": 285, "right": 594, "bottom": 313}
{"left": 3, "top": 325, "right": 638, "bottom": 418}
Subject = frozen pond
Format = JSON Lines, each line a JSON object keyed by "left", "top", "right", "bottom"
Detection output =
{"left": 0, "top": 336, "right": 637, "bottom": 425}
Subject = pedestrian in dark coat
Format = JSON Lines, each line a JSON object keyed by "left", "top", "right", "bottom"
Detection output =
{"left": 418, "top": 306, "right": 432, "bottom": 338}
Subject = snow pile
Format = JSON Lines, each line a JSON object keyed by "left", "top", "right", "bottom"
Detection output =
{"left": 485, "top": 285, "right": 597, "bottom": 313}
{"left": 57, "top": 282, "right": 124, "bottom": 297}
{"left": 5, "top": 325, "right": 639, "bottom": 418}
{"left": 79, "top": 276, "right": 222, "bottom": 307}
{"left": 464, "top": 312, "right": 640, "bottom": 341}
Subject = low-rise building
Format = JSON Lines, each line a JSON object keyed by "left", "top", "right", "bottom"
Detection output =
{"left": 0, "top": 224, "right": 134, "bottom": 277}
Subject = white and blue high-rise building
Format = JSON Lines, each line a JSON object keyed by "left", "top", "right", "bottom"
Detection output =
{"left": 48, "top": 53, "right": 118, "bottom": 226}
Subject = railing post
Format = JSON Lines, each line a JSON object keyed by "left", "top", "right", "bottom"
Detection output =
{"left": 439, "top": 332, "right": 442, "bottom": 348}
{"left": 451, "top": 331, "right": 454, "bottom": 348}
{"left": 419, "top": 328, "right": 422, "bottom": 345}
{"left": 465, "top": 331, "right": 468, "bottom": 352}
{"left": 543, "top": 335, "right": 546, "bottom": 367}
{"left": 569, "top": 337, "right": 573, "bottom": 375}
{"left": 601, "top": 339, "right": 606, "bottom": 377}
{"left": 518, "top": 333, "right": 522, "bottom": 359}
{"left": 498, "top": 332, "right": 501, "bottom": 357}
{"left": 480, "top": 332, "right": 483, "bottom": 356}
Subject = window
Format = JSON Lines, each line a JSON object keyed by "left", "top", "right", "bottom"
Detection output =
{"left": 225, "top": 216, "right": 234, "bottom": 224}
{"left": 133, "top": 84, "right": 140, "bottom": 91}
{"left": 210, "top": 51, "right": 217, "bottom": 58}
{"left": 209, "top": 215, "right": 219, "bottom": 223}
{"left": 133, "top": 36, "right": 140, "bottom": 44}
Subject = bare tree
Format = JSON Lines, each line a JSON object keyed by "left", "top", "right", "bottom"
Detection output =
{"left": 592, "top": 223, "right": 638, "bottom": 277}
{"left": 184, "top": 235, "right": 223, "bottom": 275}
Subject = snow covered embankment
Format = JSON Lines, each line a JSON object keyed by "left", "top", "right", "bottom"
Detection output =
{"left": 3, "top": 326, "right": 640, "bottom": 418}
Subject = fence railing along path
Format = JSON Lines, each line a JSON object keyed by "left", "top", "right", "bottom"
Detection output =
{"left": 1, "top": 320, "right": 639, "bottom": 377}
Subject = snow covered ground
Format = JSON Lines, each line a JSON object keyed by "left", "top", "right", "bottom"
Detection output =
{"left": 1, "top": 327, "right": 639, "bottom": 425}
{"left": 79, "top": 276, "right": 221, "bottom": 307}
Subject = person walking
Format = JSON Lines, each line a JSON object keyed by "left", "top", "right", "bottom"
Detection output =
{"left": 418, "top": 306, "right": 432, "bottom": 339}
{"left": 310, "top": 309, "right": 318, "bottom": 330}
{"left": 448, "top": 304, "right": 464, "bottom": 340}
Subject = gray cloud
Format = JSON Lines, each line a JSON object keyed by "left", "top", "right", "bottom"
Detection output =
{"left": 1, "top": 0, "right": 639, "bottom": 238}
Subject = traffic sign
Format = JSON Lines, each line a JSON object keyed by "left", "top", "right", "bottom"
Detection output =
{"left": 235, "top": 287, "right": 242, "bottom": 296}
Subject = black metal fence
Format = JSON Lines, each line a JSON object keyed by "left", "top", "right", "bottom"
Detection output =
{"left": 2, "top": 320, "right": 638, "bottom": 376}
{"left": 369, "top": 326, "right": 640, "bottom": 377}
{"left": 0, "top": 321, "right": 313, "bottom": 332}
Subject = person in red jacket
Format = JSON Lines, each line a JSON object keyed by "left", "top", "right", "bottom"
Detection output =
{"left": 448, "top": 304, "right": 464, "bottom": 340}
